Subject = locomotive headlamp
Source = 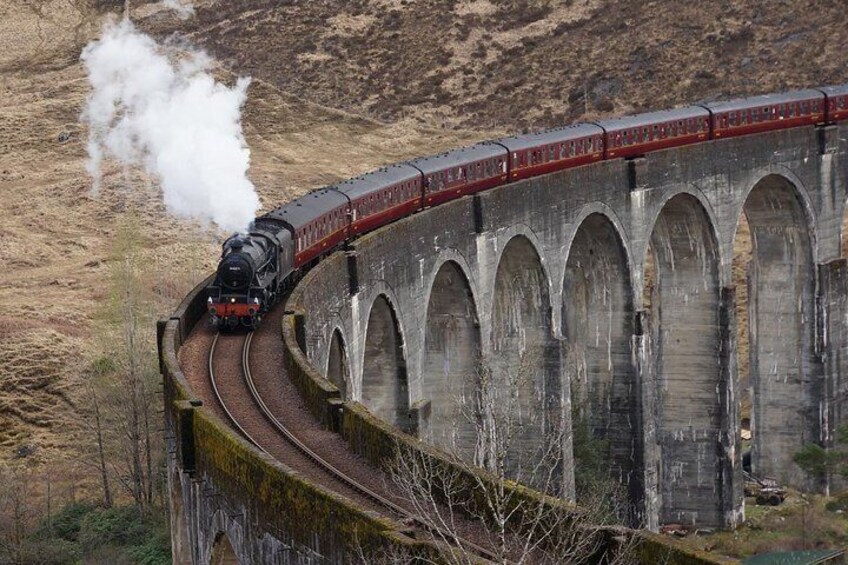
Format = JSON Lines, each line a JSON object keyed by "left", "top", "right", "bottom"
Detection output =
{"left": 231, "top": 298, "right": 236, "bottom": 303}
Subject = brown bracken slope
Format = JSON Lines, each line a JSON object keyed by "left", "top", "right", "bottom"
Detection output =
{"left": 175, "top": 0, "right": 848, "bottom": 132}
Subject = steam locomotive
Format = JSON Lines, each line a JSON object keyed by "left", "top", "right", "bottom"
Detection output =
{"left": 207, "top": 85, "right": 848, "bottom": 329}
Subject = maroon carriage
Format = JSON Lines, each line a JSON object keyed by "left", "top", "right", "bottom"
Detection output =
{"left": 333, "top": 164, "right": 423, "bottom": 236}
{"left": 264, "top": 188, "right": 350, "bottom": 268}
{"left": 493, "top": 123, "right": 605, "bottom": 181}
{"left": 596, "top": 106, "right": 710, "bottom": 160}
{"left": 704, "top": 89, "right": 825, "bottom": 139}
{"left": 409, "top": 144, "right": 508, "bottom": 207}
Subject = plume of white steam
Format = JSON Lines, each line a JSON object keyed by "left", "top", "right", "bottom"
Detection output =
{"left": 161, "top": 0, "right": 195, "bottom": 19}
{"left": 81, "top": 18, "right": 259, "bottom": 234}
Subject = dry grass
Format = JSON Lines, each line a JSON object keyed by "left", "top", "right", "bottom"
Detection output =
{"left": 675, "top": 493, "right": 848, "bottom": 558}
{"left": 0, "top": 0, "right": 491, "bottom": 476}
{"left": 172, "top": 0, "right": 848, "bottom": 132}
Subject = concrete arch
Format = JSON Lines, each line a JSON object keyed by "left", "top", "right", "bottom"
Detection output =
{"left": 209, "top": 532, "right": 239, "bottom": 565}
{"left": 643, "top": 185, "right": 722, "bottom": 269}
{"left": 421, "top": 249, "right": 482, "bottom": 315}
{"left": 732, "top": 166, "right": 817, "bottom": 252}
{"left": 326, "top": 327, "right": 350, "bottom": 400}
{"left": 205, "top": 509, "right": 245, "bottom": 565}
{"left": 421, "top": 260, "right": 481, "bottom": 459}
{"left": 737, "top": 173, "right": 817, "bottom": 487}
{"left": 562, "top": 212, "right": 637, "bottom": 504}
{"left": 489, "top": 234, "right": 564, "bottom": 489}
{"left": 647, "top": 193, "right": 723, "bottom": 526}
{"left": 564, "top": 203, "right": 634, "bottom": 267}
{"left": 492, "top": 224, "right": 552, "bottom": 288}
{"left": 362, "top": 293, "right": 411, "bottom": 431}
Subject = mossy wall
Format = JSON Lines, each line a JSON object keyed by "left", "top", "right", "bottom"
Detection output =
{"left": 158, "top": 274, "right": 446, "bottom": 562}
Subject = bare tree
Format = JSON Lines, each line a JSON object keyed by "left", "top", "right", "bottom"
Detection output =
{"left": 0, "top": 463, "right": 41, "bottom": 564}
{"left": 93, "top": 214, "right": 163, "bottom": 511}
{"left": 386, "top": 350, "right": 636, "bottom": 565}
{"left": 78, "top": 359, "right": 114, "bottom": 509}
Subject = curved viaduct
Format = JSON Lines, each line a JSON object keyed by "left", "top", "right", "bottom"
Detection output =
{"left": 296, "top": 124, "right": 848, "bottom": 529}
{"left": 162, "top": 122, "right": 848, "bottom": 563}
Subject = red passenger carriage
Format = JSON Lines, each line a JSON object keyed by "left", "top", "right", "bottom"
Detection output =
{"left": 264, "top": 189, "right": 350, "bottom": 268}
{"left": 409, "top": 144, "right": 508, "bottom": 207}
{"left": 494, "top": 124, "right": 605, "bottom": 181}
{"left": 819, "top": 84, "right": 848, "bottom": 123}
{"left": 596, "top": 107, "right": 711, "bottom": 160}
{"left": 334, "top": 164, "right": 423, "bottom": 236}
{"left": 704, "top": 90, "right": 825, "bottom": 139}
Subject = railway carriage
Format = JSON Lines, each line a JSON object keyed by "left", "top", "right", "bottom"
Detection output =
{"left": 820, "top": 84, "right": 848, "bottom": 123}
{"left": 493, "top": 123, "right": 605, "bottom": 181}
{"left": 704, "top": 89, "right": 825, "bottom": 139}
{"left": 596, "top": 106, "right": 711, "bottom": 160}
{"left": 265, "top": 188, "right": 350, "bottom": 268}
{"left": 333, "top": 164, "right": 423, "bottom": 236}
{"left": 409, "top": 144, "right": 508, "bottom": 207}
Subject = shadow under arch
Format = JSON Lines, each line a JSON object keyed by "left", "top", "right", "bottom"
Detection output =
{"left": 209, "top": 532, "right": 239, "bottom": 565}
{"left": 645, "top": 193, "right": 723, "bottom": 527}
{"left": 735, "top": 173, "right": 817, "bottom": 488}
{"left": 362, "top": 294, "right": 411, "bottom": 432}
{"left": 490, "top": 235, "right": 562, "bottom": 490}
{"left": 326, "top": 328, "right": 350, "bottom": 400}
{"left": 421, "top": 260, "right": 481, "bottom": 459}
{"left": 562, "top": 212, "right": 637, "bottom": 510}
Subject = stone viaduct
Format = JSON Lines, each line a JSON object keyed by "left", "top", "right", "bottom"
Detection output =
{"left": 161, "top": 120, "right": 848, "bottom": 563}
{"left": 295, "top": 123, "right": 848, "bottom": 529}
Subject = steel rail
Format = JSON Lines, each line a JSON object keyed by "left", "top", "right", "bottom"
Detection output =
{"left": 240, "top": 331, "right": 501, "bottom": 563}
{"left": 207, "top": 332, "right": 271, "bottom": 457}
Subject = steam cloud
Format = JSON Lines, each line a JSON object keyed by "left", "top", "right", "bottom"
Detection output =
{"left": 81, "top": 18, "right": 260, "bottom": 233}
{"left": 161, "top": 0, "right": 195, "bottom": 19}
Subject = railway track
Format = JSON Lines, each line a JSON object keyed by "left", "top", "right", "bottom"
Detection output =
{"left": 207, "top": 330, "right": 501, "bottom": 563}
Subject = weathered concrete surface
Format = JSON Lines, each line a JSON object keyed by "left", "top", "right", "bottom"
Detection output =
{"left": 420, "top": 261, "right": 480, "bottom": 458}
{"left": 298, "top": 123, "right": 848, "bottom": 528}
